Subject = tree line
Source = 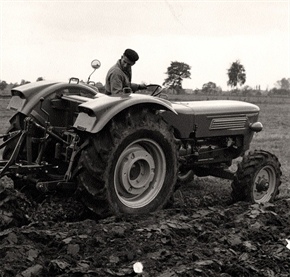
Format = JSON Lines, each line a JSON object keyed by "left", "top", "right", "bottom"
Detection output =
{"left": 163, "top": 60, "right": 290, "bottom": 95}
{"left": 0, "top": 77, "right": 44, "bottom": 92}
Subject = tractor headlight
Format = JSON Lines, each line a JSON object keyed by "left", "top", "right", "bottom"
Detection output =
{"left": 249, "top": 122, "right": 263, "bottom": 132}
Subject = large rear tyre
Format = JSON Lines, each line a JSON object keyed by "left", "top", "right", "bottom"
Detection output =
{"left": 231, "top": 150, "right": 282, "bottom": 203}
{"left": 77, "top": 108, "right": 178, "bottom": 216}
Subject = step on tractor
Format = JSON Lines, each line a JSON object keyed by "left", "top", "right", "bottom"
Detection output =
{"left": 0, "top": 60, "right": 282, "bottom": 216}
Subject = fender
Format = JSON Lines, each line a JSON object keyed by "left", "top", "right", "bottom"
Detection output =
{"left": 73, "top": 93, "right": 177, "bottom": 133}
{"left": 8, "top": 80, "right": 98, "bottom": 115}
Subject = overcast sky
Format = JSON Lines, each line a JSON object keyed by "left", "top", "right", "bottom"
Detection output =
{"left": 0, "top": 0, "right": 289, "bottom": 90}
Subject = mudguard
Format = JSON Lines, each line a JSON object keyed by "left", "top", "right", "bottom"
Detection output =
{"left": 73, "top": 93, "right": 177, "bottom": 133}
{"left": 7, "top": 80, "right": 99, "bottom": 128}
{"left": 8, "top": 80, "right": 98, "bottom": 115}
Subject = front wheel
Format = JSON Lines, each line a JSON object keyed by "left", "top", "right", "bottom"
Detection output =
{"left": 231, "top": 150, "right": 282, "bottom": 203}
{"left": 77, "top": 108, "right": 178, "bottom": 216}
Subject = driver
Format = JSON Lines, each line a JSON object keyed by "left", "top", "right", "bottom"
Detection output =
{"left": 105, "top": 49, "right": 147, "bottom": 95}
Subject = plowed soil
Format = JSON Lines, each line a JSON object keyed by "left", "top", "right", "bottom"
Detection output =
{"left": 0, "top": 100, "right": 290, "bottom": 277}
{"left": 1, "top": 177, "right": 290, "bottom": 277}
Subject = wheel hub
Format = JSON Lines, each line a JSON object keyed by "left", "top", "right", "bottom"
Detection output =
{"left": 114, "top": 139, "right": 167, "bottom": 209}
{"left": 253, "top": 165, "right": 276, "bottom": 202}
{"left": 255, "top": 177, "right": 269, "bottom": 192}
{"left": 119, "top": 146, "right": 155, "bottom": 196}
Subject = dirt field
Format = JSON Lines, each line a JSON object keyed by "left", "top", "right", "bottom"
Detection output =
{"left": 0, "top": 97, "right": 290, "bottom": 277}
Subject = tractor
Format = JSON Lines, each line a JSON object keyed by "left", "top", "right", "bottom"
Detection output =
{"left": 0, "top": 59, "right": 281, "bottom": 216}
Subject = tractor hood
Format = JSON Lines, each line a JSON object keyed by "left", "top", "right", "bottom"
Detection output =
{"left": 171, "top": 100, "right": 259, "bottom": 115}
{"left": 162, "top": 100, "right": 261, "bottom": 138}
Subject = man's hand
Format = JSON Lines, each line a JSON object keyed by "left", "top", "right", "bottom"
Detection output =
{"left": 123, "top": 87, "right": 133, "bottom": 94}
{"left": 138, "top": 84, "right": 147, "bottom": 90}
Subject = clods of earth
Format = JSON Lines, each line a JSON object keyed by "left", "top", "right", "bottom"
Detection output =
{"left": 1, "top": 177, "right": 290, "bottom": 277}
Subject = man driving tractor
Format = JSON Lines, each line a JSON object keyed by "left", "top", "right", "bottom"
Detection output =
{"left": 105, "top": 48, "right": 147, "bottom": 95}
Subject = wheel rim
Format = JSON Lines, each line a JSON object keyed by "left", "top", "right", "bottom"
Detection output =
{"left": 114, "top": 139, "right": 166, "bottom": 208}
{"left": 253, "top": 165, "right": 276, "bottom": 203}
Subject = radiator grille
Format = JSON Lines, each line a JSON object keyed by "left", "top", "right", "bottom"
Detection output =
{"left": 209, "top": 117, "right": 247, "bottom": 130}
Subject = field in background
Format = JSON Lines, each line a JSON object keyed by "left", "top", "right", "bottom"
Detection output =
{"left": 250, "top": 102, "right": 290, "bottom": 195}
{"left": 0, "top": 96, "right": 289, "bottom": 195}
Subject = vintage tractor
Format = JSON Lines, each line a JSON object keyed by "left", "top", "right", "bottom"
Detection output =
{"left": 0, "top": 60, "right": 282, "bottom": 216}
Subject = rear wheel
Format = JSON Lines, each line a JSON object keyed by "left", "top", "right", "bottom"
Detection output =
{"left": 77, "top": 107, "right": 178, "bottom": 216}
{"left": 113, "top": 138, "right": 167, "bottom": 209}
{"left": 231, "top": 150, "right": 281, "bottom": 203}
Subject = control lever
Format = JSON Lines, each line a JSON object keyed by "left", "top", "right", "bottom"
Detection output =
{"left": 39, "top": 97, "right": 50, "bottom": 135}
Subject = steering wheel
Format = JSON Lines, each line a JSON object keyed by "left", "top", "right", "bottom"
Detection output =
{"left": 147, "top": 84, "right": 162, "bottom": 96}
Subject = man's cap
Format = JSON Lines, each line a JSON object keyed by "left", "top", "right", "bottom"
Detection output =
{"left": 124, "top": 49, "right": 139, "bottom": 62}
